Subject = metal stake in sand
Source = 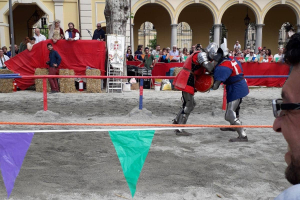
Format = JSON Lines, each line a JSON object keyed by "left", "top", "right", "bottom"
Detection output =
{"left": 139, "top": 79, "right": 144, "bottom": 110}
{"left": 43, "top": 78, "right": 48, "bottom": 111}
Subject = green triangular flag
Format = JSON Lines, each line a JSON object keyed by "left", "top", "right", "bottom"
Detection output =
{"left": 245, "top": 57, "right": 249, "bottom": 62}
{"left": 275, "top": 57, "right": 279, "bottom": 62}
{"left": 109, "top": 130, "right": 155, "bottom": 197}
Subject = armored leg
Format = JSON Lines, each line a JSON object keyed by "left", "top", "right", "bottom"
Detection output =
{"left": 225, "top": 99, "right": 248, "bottom": 142}
{"left": 173, "top": 92, "right": 195, "bottom": 136}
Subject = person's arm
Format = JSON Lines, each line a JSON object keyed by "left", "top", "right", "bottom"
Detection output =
{"left": 27, "top": 43, "right": 33, "bottom": 52}
{"left": 65, "top": 32, "right": 69, "bottom": 40}
{"left": 74, "top": 32, "right": 80, "bottom": 40}
{"left": 54, "top": 51, "right": 62, "bottom": 67}
{"left": 92, "top": 30, "right": 97, "bottom": 40}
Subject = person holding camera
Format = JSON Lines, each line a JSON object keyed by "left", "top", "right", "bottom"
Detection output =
{"left": 46, "top": 43, "right": 61, "bottom": 93}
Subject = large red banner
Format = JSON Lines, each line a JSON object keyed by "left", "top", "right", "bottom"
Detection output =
{"left": 5, "top": 39, "right": 106, "bottom": 90}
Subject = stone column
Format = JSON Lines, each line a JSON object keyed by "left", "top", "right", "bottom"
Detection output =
{"left": 53, "top": 0, "right": 64, "bottom": 29}
{"left": 213, "top": 24, "right": 222, "bottom": 46}
{"left": 255, "top": 24, "right": 264, "bottom": 53}
{"left": 297, "top": 24, "right": 300, "bottom": 33}
{"left": 170, "top": 24, "right": 178, "bottom": 47}
{"left": 131, "top": 23, "right": 134, "bottom": 53}
{"left": 79, "top": 0, "right": 93, "bottom": 40}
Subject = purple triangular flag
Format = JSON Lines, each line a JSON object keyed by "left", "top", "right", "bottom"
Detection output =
{"left": 0, "top": 132, "right": 34, "bottom": 198}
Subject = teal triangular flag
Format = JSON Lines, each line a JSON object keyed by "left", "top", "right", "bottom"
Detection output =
{"left": 109, "top": 130, "right": 155, "bottom": 198}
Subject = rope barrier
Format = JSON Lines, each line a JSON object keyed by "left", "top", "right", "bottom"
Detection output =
{"left": 0, "top": 122, "right": 272, "bottom": 128}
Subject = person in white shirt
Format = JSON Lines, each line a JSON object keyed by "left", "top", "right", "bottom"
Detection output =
{"left": 65, "top": 22, "right": 80, "bottom": 41}
{"left": 233, "top": 40, "right": 241, "bottom": 50}
{"left": 245, "top": 50, "right": 256, "bottom": 62}
{"left": 0, "top": 49, "right": 9, "bottom": 69}
{"left": 151, "top": 44, "right": 161, "bottom": 61}
{"left": 33, "top": 28, "right": 46, "bottom": 44}
{"left": 274, "top": 48, "right": 284, "bottom": 62}
{"left": 169, "top": 45, "right": 180, "bottom": 62}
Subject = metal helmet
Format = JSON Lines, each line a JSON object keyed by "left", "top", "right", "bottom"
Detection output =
{"left": 205, "top": 42, "right": 218, "bottom": 60}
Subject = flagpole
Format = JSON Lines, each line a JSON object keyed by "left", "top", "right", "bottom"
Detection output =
{"left": 9, "top": 0, "right": 15, "bottom": 57}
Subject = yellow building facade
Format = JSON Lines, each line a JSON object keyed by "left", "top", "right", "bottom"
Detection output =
{"left": 0, "top": 0, "right": 300, "bottom": 54}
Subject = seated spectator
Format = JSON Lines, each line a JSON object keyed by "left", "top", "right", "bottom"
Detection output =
{"left": 166, "top": 47, "right": 170, "bottom": 53}
{"left": 34, "top": 28, "right": 46, "bottom": 43}
{"left": 65, "top": 22, "right": 80, "bottom": 41}
{"left": 266, "top": 49, "right": 274, "bottom": 62}
{"left": 92, "top": 23, "right": 106, "bottom": 41}
{"left": 2, "top": 46, "right": 8, "bottom": 56}
{"left": 257, "top": 46, "right": 262, "bottom": 54}
{"left": 159, "top": 48, "right": 170, "bottom": 63}
{"left": 152, "top": 44, "right": 161, "bottom": 61}
{"left": 189, "top": 45, "right": 195, "bottom": 55}
{"left": 255, "top": 49, "right": 266, "bottom": 63}
{"left": 0, "top": 49, "right": 9, "bottom": 69}
{"left": 274, "top": 48, "right": 284, "bottom": 62}
{"left": 234, "top": 40, "right": 241, "bottom": 50}
{"left": 134, "top": 45, "right": 143, "bottom": 60}
{"left": 244, "top": 47, "right": 250, "bottom": 58}
{"left": 235, "top": 51, "right": 245, "bottom": 62}
{"left": 126, "top": 49, "right": 134, "bottom": 61}
{"left": 245, "top": 50, "right": 256, "bottom": 62}
{"left": 49, "top": 19, "right": 64, "bottom": 44}
{"left": 169, "top": 45, "right": 180, "bottom": 62}
{"left": 27, "top": 37, "right": 36, "bottom": 52}
{"left": 7, "top": 45, "right": 19, "bottom": 57}
{"left": 181, "top": 47, "right": 189, "bottom": 62}
{"left": 19, "top": 37, "right": 30, "bottom": 53}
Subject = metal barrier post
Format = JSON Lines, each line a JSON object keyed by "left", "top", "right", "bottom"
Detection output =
{"left": 43, "top": 78, "right": 48, "bottom": 111}
{"left": 139, "top": 79, "right": 144, "bottom": 110}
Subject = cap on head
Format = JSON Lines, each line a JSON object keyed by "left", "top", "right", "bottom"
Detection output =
{"left": 250, "top": 50, "right": 254, "bottom": 53}
{"left": 258, "top": 47, "right": 262, "bottom": 50}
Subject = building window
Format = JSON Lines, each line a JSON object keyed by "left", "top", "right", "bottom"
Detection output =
{"left": 278, "top": 22, "right": 291, "bottom": 49}
{"left": 209, "top": 24, "right": 227, "bottom": 44}
{"left": 245, "top": 23, "right": 256, "bottom": 50}
{"left": 138, "top": 21, "right": 157, "bottom": 49}
{"left": 177, "top": 22, "right": 192, "bottom": 49}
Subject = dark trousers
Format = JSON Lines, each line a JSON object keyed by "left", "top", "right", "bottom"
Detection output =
{"left": 49, "top": 67, "right": 59, "bottom": 91}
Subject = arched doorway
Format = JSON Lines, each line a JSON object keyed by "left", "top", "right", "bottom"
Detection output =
{"left": 177, "top": 22, "right": 192, "bottom": 49}
{"left": 138, "top": 22, "right": 157, "bottom": 49}
{"left": 178, "top": 4, "right": 213, "bottom": 48}
{"left": 134, "top": 3, "right": 171, "bottom": 51}
{"left": 8, "top": 4, "right": 48, "bottom": 45}
{"left": 264, "top": 5, "right": 297, "bottom": 53}
{"left": 221, "top": 4, "right": 256, "bottom": 50}
{"left": 209, "top": 24, "right": 227, "bottom": 44}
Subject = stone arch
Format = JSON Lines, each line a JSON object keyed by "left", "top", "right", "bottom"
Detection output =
{"left": 261, "top": 0, "right": 300, "bottom": 24}
{"left": 218, "top": 0, "right": 261, "bottom": 24}
{"left": 174, "top": 0, "right": 217, "bottom": 24}
{"left": 132, "top": 0, "right": 173, "bottom": 24}
{"left": 0, "top": 0, "right": 54, "bottom": 23}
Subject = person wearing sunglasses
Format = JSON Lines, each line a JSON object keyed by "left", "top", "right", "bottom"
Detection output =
{"left": 273, "top": 33, "right": 300, "bottom": 199}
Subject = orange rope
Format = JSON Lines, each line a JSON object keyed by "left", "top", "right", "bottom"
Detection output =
{"left": 0, "top": 122, "right": 272, "bottom": 128}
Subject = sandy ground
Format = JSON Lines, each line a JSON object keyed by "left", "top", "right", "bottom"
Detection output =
{"left": 0, "top": 87, "right": 291, "bottom": 200}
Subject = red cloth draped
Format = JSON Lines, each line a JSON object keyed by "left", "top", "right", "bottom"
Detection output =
{"left": 126, "top": 61, "right": 290, "bottom": 87}
{"left": 5, "top": 39, "right": 106, "bottom": 90}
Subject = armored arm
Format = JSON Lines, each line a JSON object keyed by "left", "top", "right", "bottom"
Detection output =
{"left": 212, "top": 80, "right": 222, "bottom": 90}
{"left": 197, "top": 52, "right": 215, "bottom": 72}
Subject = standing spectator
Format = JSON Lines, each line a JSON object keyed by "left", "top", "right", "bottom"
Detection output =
{"left": 126, "top": 49, "right": 133, "bottom": 61}
{"left": 257, "top": 46, "right": 262, "bottom": 54}
{"left": 2, "top": 46, "right": 8, "bottom": 55}
{"left": 181, "top": 47, "right": 189, "bottom": 62}
{"left": 65, "top": 22, "right": 80, "bottom": 41}
{"left": 34, "top": 28, "right": 46, "bottom": 43}
{"left": 7, "top": 45, "right": 19, "bottom": 57}
{"left": 245, "top": 50, "right": 256, "bottom": 62}
{"left": 127, "top": 46, "right": 132, "bottom": 51}
{"left": 92, "top": 23, "right": 105, "bottom": 41}
{"left": 266, "top": 49, "right": 274, "bottom": 62}
{"left": 255, "top": 49, "right": 267, "bottom": 63}
{"left": 138, "top": 47, "right": 155, "bottom": 70}
{"left": 46, "top": 43, "right": 61, "bottom": 93}
{"left": 229, "top": 50, "right": 233, "bottom": 56}
{"left": 234, "top": 40, "right": 241, "bottom": 50}
{"left": 49, "top": 19, "right": 64, "bottom": 44}
{"left": 274, "top": 48, "right": 284, "bottom": 62}
{"left": 19, "top": 37, "right": 30, "bottom": 53}
{"left": 244, "top": 47, "right": 250, "bottom": 58}
{"left": 189, "top": 45, "right": 195, "bottom": 55}
{"left": 0, "top": 49, "right": 9, "bottom": 69}
{"left": 169, "top": 45, "right": 180, "bottom": 62}
{"left": 27, "top": 37, "right": 36, "bottom": 52}
{"left": 272, "top": 33, "right": 300, "bottom": 199}
{"left": 134, "top": 45, "right": 143, "bottom": 60}
{"left": 151, "top": 44, "right": 161, "bottom": 61}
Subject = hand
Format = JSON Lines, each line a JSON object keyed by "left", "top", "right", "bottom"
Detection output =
{"left": 100, "top": 39, "right": 104, "bottom": 41}
{"left": 53, "top": 63, "right": 57, "bottom": 67}
{"left": 97, "top": 39, "right": 100, "bottom": 41}
{"left": 150, "top": 65, "right": 153, "bottom": 68}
